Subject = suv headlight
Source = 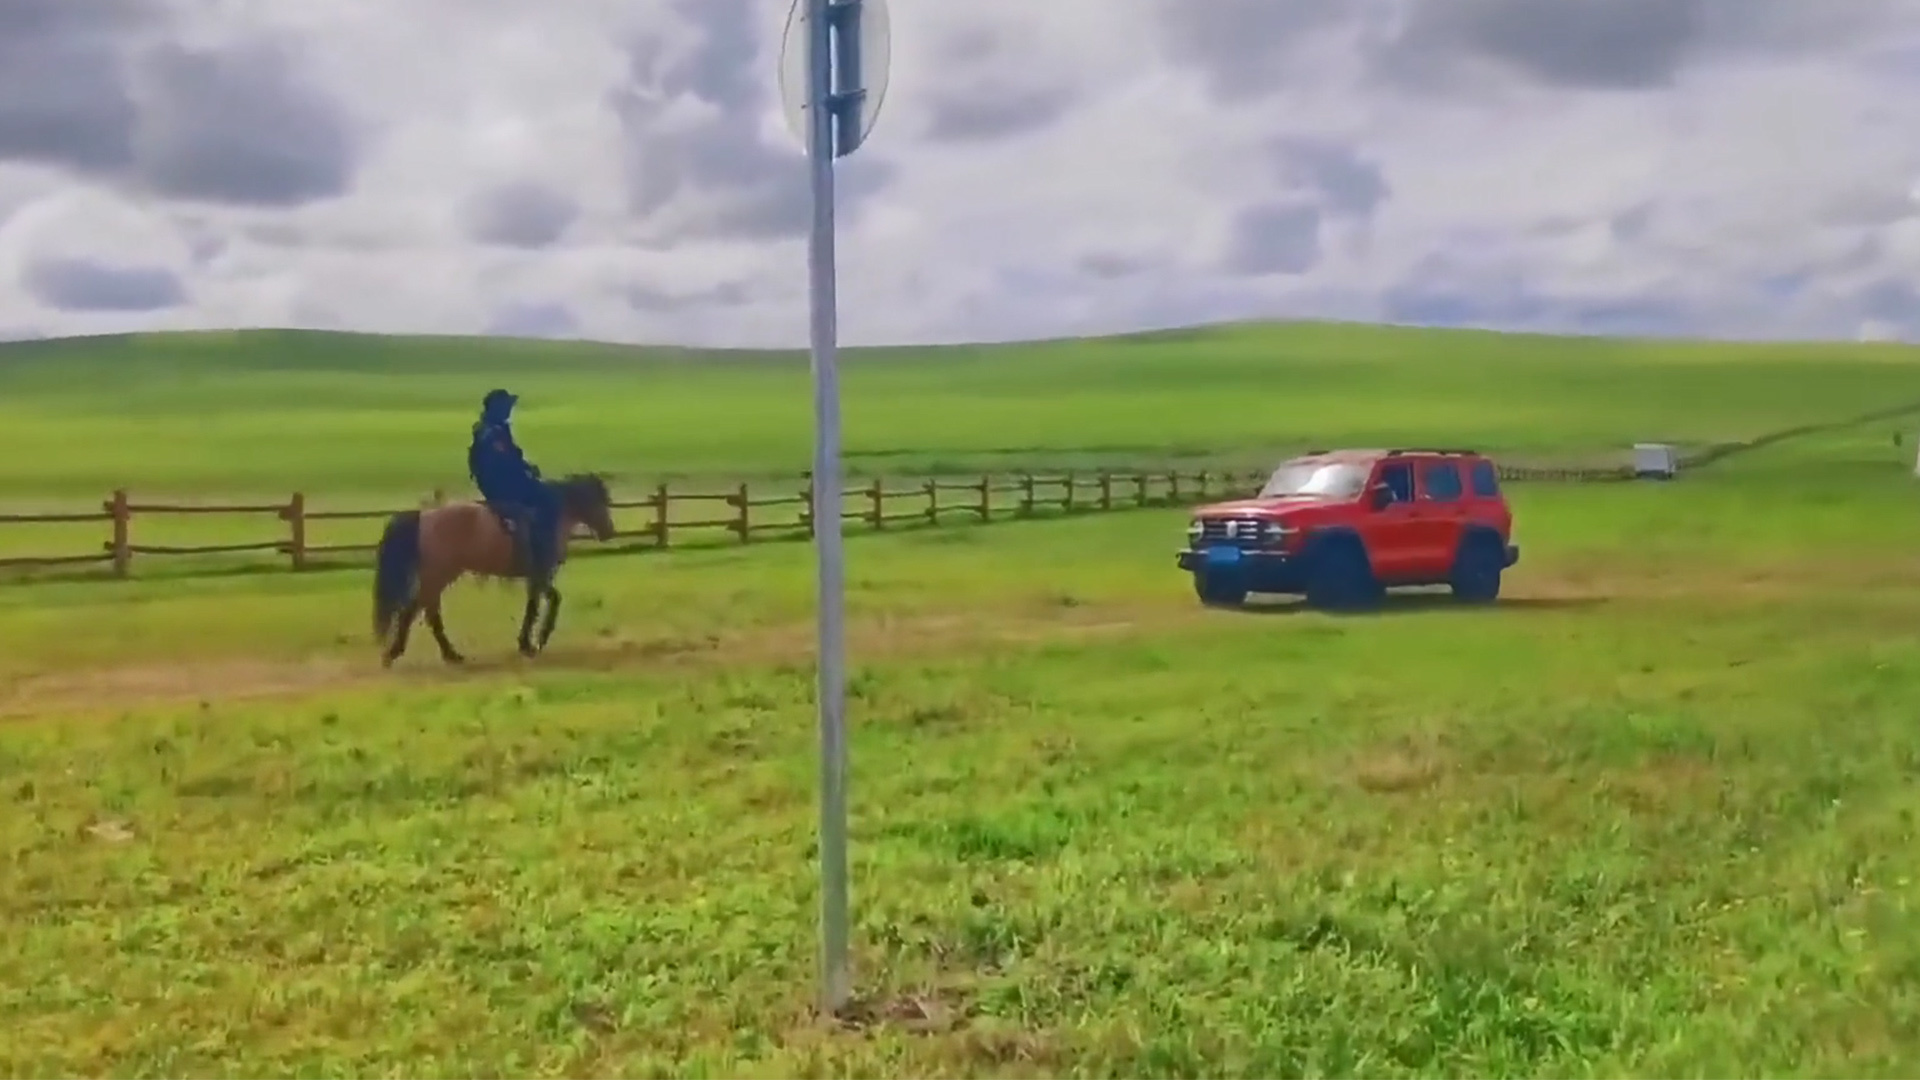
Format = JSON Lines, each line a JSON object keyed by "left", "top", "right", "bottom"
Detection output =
{"left": 1186, "top": 519, "right": 1203, "bottom": 541}
{"left": 1262, "top": 521, "right": 1292, "bottom": 542}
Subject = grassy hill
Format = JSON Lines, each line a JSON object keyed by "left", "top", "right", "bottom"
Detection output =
{"left": 5, "top": 409, "right": 1920, "bottom": 1074}
{"left": 5, "top": 322, "right": 1920, "bottom": 1074}
{"left": 0, "top": 322, "right": 1915, "bottom": 500}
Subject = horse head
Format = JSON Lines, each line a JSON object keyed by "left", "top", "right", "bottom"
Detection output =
{"left": 555, "top": 473, "right": 618, "bottom": 541}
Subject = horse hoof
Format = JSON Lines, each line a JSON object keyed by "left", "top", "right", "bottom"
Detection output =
{"left": 442, "top": 653, "right": 466, "bottom": 666}
{"left": 381, "top": 654, "right": 397, "bottom": 669}
{"left": 518, "top": 644, "right": 538, "bottom": 658}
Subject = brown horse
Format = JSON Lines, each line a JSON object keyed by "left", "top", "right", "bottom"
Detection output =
{"left": 372, "top": 474, "right": 617, "bottom": 667}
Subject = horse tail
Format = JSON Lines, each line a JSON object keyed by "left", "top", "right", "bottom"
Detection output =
{"left": 373, "top": 510, "right": 422, "bottom": 641}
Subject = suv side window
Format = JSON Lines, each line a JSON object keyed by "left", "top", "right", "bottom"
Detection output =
{"left": 1378, "top": 461, "right": 1414, "bottom": 504}
{"left": 1422, "top": 461, "right": 1464, "bottom": 501}
{"left": 1469, "top": 460, "right": 1501, "bottom": 498}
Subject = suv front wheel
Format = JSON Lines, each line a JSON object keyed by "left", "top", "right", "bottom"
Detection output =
{"left": 1305, "top": 537, "right": 1382, "bottom": 611}
{"left": 1193, "top": 572, "right": 1248, "bottom": 608}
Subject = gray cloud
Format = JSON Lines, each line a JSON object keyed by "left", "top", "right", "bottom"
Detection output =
{"left": 925, "top": 85, "right": 1075, "bottom": 143}
{"left": 1376, "top": 0, "right": 1920, "bottom": 93}
{"left": 1380, "top": 249, "right": 1711, "bottom": 337}
{"left": 1383, "top": 0, "right": 1701, "bottom": 91}
{"left": 1223, "top": 202, "right": 1322, "bottom": 276}
{"left": 1857, "top": 277, "right": 1918, "bottom": 322}
{"left": 466, "top": 181, "right": 579, "bottom": 248}
{"left": 1610, "top": 202, "right": 1657, "bottom": 243}
{"left": 22, "top": 256, "right": 186, "bottom": 311}
{"left": 609, "top": 0, "right": 892, "bottom": 242}
{"left": 132, "top": 38, "right": 358, "bottom": 206}
{"left": 1161, "top": 0, "right": 1920, "bottom": 101}
{"left": 0, "top": 0, "right": 151, "bottom": 172}
{"left": 1384, "top": 278, "right": 1547, "bottom": 330}
{"left": 625, "top": 280, "right": 752, "bottom": 311}
{"left": 917, "top": 25, "right": 1077, "bottom": 143}
{"left": 1156, "top": 0, "right": 1354, "bottom": 101}
{"left": 0, "top": 7, "right": 360, "bottom": 205}
{"left": 486, "top": 300, "right": 580, "bottom": 339}
{"left": 1271, "top": 137, "right": 1389, "bottom": 220}
{"left": 1855, "top": 277, "right": 1920, "bottom": 340}
{"left": 1556, "top": 296, "right": 1694, "bottom": 338}
{"left": 1077, "top": 252, "right": 1150, "bottom": 280}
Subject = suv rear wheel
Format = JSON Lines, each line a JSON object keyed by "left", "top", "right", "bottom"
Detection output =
{"left": 1449, "top": 533, "right": 1504, "bottom": 604}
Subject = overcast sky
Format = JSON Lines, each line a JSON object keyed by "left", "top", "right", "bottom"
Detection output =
{"left": 1, "top": 0, "right": 1917, "bottom": 348}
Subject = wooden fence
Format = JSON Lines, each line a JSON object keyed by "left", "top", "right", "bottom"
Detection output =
{"left": 0, "top": 459, "right": 1662, "bottom": 581}
{"left": 0, "top": 469, "right": 1275, "bottom": 578}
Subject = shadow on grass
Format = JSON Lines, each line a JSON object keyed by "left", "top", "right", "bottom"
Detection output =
{"left": 1227, "top": 593, "right": 1608, "bottom": 617}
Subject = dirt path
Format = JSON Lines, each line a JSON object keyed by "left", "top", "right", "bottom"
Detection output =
{"left": 5, "top": 550, "right": 1905, "bottom": 723}
{"left": 0, "top": 601, "right": 1172, "bottom": 721}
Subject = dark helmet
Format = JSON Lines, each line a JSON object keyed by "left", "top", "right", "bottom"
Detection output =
{"left": 481, "top": 388, "right": 518, "bottom": 416}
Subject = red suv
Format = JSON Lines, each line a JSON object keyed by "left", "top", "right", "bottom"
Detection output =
{"left": 1177, "top": 448, "right": 1519, "bottom": 610}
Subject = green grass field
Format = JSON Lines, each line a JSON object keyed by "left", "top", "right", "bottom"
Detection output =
{"left": 2, "top": 322, "right": 1918, "bottom": 500}
{"left": 3, "top": 323, "right": 1920, "bottom": 1077}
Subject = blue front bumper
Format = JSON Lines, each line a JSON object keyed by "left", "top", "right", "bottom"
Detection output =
{"left": 1177, "top": 547, "right": 1290, "bottom": 572}
{"left": 1178, "top": 546, "right": 1305, "bottom": 592}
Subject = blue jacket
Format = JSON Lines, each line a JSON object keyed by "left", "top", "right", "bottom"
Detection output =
{"left": 469, "top": 417, "right": 542, "bottom": 503}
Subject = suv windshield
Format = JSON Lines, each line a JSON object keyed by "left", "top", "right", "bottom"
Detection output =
{"left": 1259, "top": 461, "right": 1369, "bottom": 499}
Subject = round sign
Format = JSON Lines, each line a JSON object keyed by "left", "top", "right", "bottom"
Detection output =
{"left": 778, "top": 0, "right": 891, "bottom": 157}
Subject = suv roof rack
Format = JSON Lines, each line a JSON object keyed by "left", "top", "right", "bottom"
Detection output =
{"left": 1385, "top": 447, "right": 1479, "bottom": 457}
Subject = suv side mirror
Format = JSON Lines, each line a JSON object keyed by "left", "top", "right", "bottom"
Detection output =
{"left": 1368, "top": 483, "right": 1394, "bottom": 510}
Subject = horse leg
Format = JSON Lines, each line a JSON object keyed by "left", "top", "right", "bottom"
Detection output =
{"left": 517, "top": 576, "right": 544, "bottom": 657}
{"left": 382, "top": 601, "right": 421, "bottom": 668}
{"left": 536, "top": 582, "right": 562, "bottom": 651}
{"left": 424, "top": 591, "right": 464, "bottom": 665}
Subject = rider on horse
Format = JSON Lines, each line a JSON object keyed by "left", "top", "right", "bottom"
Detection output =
{"left": 468, "top": 388, "right": 559, "bottom": 579}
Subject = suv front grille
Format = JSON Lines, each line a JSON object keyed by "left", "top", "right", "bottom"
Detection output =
{"left": 1197, "top": 518, "right": 1270, "bottom": 549}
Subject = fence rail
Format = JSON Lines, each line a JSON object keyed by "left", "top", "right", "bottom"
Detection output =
{"left": 0, "top": 459, "right": 1648, "bottom": 580}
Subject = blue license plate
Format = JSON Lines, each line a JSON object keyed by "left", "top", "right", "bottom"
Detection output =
{"left": 1205, "top": 545, "right": 1243, "bottom": 566}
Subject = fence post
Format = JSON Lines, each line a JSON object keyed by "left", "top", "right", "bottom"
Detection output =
{"left": 284, "top": 492, "right": 307, "bottom": 571}
{"left": 1198, "top": 470, "right": 1210, "bottom": 498}
{"left": 868, "top": 477, "right": 884, "bottom": 529}
{"left": 924, "top": 479, "right": 938, "bottom": 525}
{"left": 800, "top": 475, "right": 815, "bottom": 539}
{"left": 653, "top": 483, "right": 671, "bottom": 547}
{"left": 1136, "top": 472, "right": 1149, "bottom": 506}
{"left": 431, "top": 488, "right": 446, "bottom": 506}
{"left": 107, "top": 489, "right": 131, "bottom": 577}
{"left": 977, "top": 474, "right": 991, "bottom": 523}
{"left": 1168, "top": 471, "right": 1181, "bottom": 502}
{"left": 1099, "top": 472, "right": 1113, "bottom": 511}
{"left": 734, "top": 481, "right": 751, "bottom": 543}
{"left": 1020, "top": 473, "right": 1036, "bottom": 517}
{"left": 1063, "top": 471, "right": 1076, "bottom": 513}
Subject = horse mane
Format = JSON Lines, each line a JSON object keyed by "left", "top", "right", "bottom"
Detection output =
{"left": 550, "top": 472, "right": 606, "bottom": 496}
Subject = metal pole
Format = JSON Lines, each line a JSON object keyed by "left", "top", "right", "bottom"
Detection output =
{"left": 805, "top": 0, "right": 851, "bottom": 1016}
